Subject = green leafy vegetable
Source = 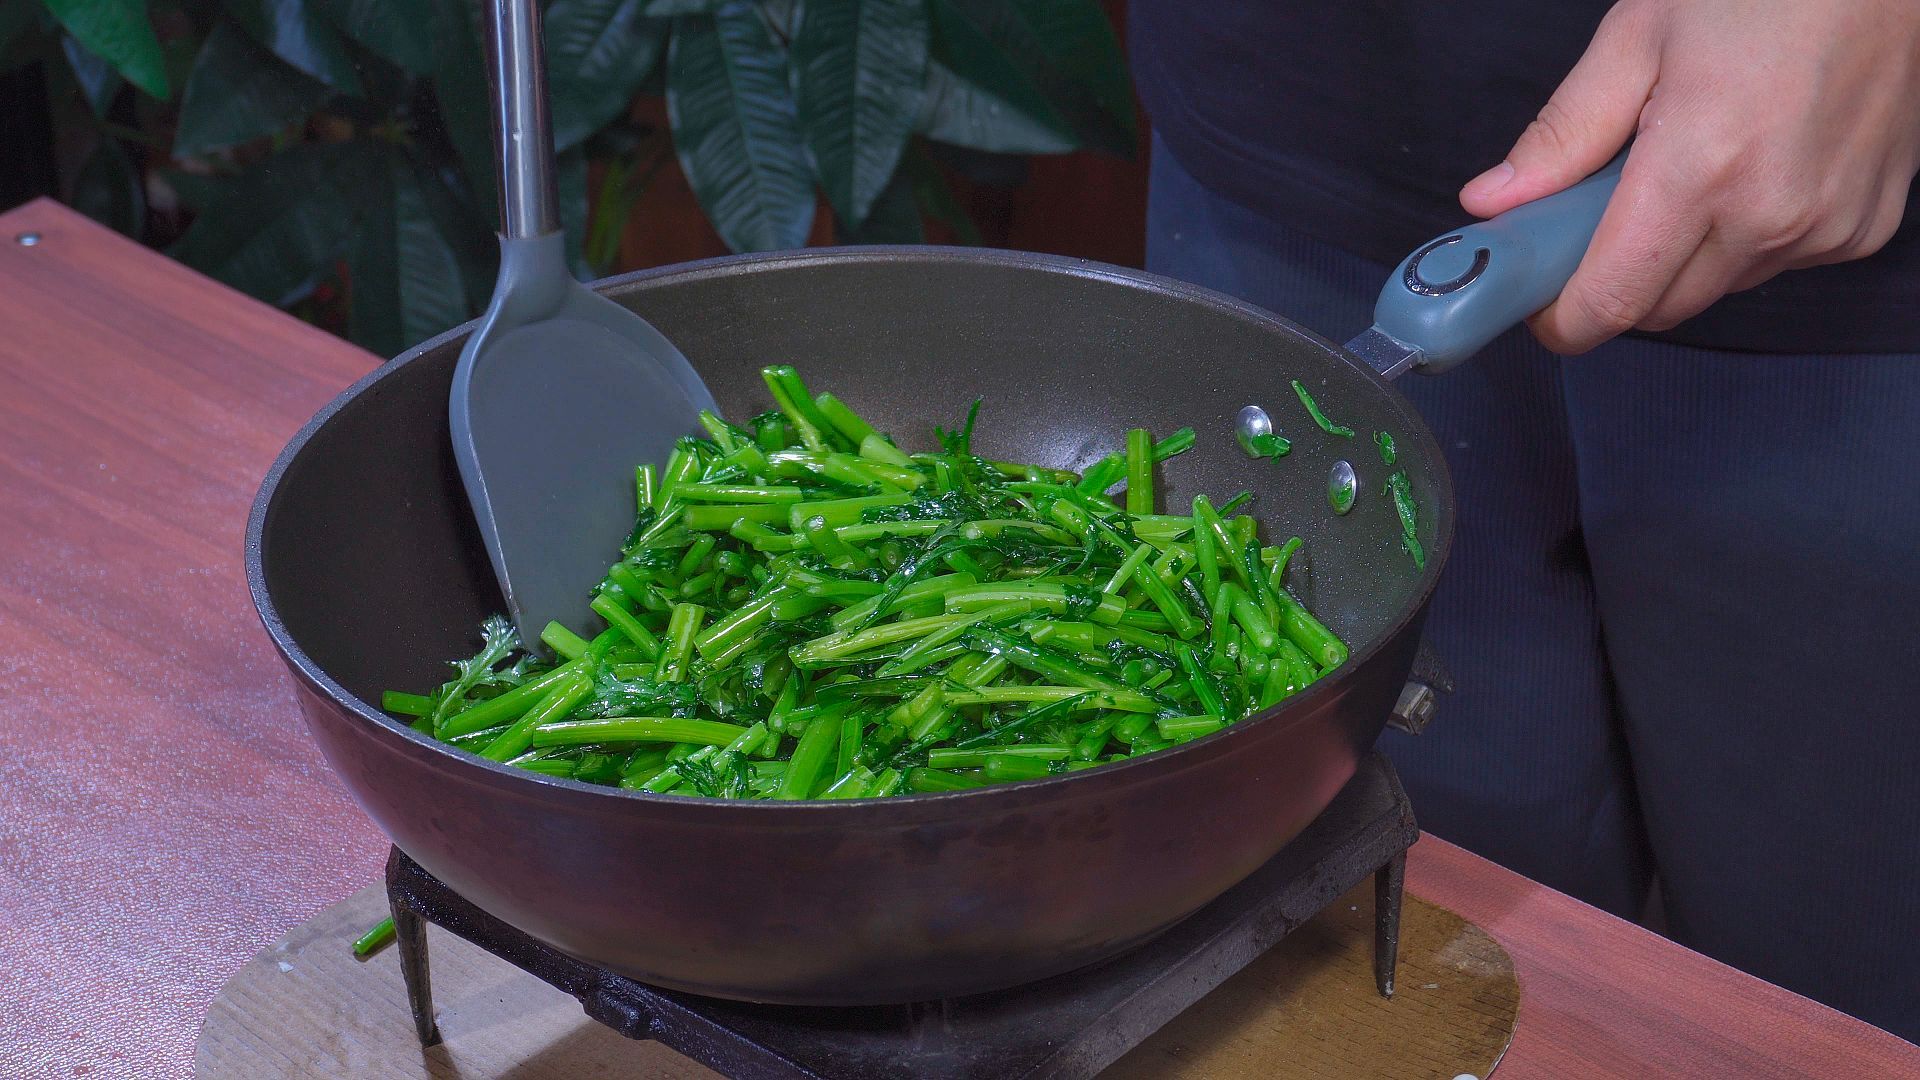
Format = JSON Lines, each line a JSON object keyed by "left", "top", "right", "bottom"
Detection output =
{"left": 383, "top": 369, "right": 1347, "bottom": 800}
{"left": 1245, "top": 432, "right": 1290, "bottom": 460}
{"left": 426, "top": 614, "right": 521, "bottom": 735}
{"left": 1328, "top": 471, "right": 1355, "bottom": 515}
{"left": 1076, "top": 426, "right": 1194, "bottom": 497}
{"left": 1374, "top": 430, "right": 1397, "bottom": 466}
{"left": 1291, "top": 379, "right": 1355, "bottom": 439}
{"left": 1384, "top": 470, "right": 1424, "bottom": 569}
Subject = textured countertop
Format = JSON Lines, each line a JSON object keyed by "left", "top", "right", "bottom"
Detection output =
{"left": 2, "top": 198, "right": 1913, "bottom": 1079}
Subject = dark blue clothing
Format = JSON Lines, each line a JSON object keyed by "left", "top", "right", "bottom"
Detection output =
{"left": 1130, "top": 1, "right": 1920, "bottom": 353}
{"left": 1146, "top": 137, "right": 1920, "bottom": 1040}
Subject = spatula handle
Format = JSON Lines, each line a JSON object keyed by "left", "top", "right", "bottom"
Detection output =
{"left": 483, "top": 0, "right": 559, "bottom": 239}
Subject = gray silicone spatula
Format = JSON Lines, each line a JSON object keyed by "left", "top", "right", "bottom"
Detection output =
{"left": 450, "top": 0, "right": 717, "bottom": 647}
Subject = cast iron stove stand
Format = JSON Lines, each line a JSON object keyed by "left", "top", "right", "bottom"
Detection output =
{"left": 387, "top": 752, "right": 1416, "bottom": 1080}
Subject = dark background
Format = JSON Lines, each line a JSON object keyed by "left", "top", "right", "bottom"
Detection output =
{"left": 0, "top": 1, "right": 1151, "bottom": 308}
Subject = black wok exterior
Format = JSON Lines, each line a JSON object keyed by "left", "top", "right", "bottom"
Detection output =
{"left": 247, "top": 248, "right": 1453, "bottom": 1005}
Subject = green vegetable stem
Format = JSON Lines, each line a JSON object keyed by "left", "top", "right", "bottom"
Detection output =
{"left": 1291, "top": 379, "right": 1355, "bottom": 438}
{"left": 377, "top": 370, "right": 1349, "bottom": 806}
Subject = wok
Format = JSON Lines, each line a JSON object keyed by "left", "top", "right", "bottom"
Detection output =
{"left": 246, "top": 160, "right": 1620, "bottom": 1005}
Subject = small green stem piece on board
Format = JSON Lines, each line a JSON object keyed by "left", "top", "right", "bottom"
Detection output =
{"left": 351, "top": 917, "right": 396, "bottom": 958}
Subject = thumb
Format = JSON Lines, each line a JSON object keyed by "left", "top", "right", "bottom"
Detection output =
{"left": 1461, "top": 3, "right": 1660, "bottom": 218}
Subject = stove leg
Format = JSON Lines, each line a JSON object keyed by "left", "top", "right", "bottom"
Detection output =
{"left": 1373, "top": 850, "right": 1406, "bottom": 998}
{"left": 392, "top": 897, "right": 442, "bottom": 1047}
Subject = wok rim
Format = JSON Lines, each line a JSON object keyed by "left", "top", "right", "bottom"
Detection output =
{"left": 244, "top": 245, "right": 1455, "bottom": 823}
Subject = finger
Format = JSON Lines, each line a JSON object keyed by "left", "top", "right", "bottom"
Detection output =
{"left": 1784, "top": 177, "right": 1914, "bottom": 270}
{"left": 1462, "top": 2, "right": 1660, "bottom": 218}
{"left": 1637, "top": 229, "right": 1764, "bottom": 332}
{"left": 1633, "top": 148, "right": 1911, "bottom": 329}
{"left": 1527, "top": 151, "right": 1709, "bottom": 354}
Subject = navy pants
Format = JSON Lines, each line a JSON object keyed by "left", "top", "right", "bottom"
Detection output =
{"left": 1146, "top": 138, "right": 1920, "bottom": 1039}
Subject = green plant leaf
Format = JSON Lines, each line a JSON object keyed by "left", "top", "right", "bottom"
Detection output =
{"left": 794, "top": 0, "right": 926, "bottom": 226}
{"left": 348, "top": 147, "right": 485, "bottom": 355}
{"left": 557, "top": 145, "right": 594, "bottom": 279}
{"left": 61, "top": 33, "right": 121, "bottom": 115}
{"left": 158, "top": 19, "right": 200, "bottom": 96}
{"left": 582, "top": 155, "right": 627, "bottom": 273}
{"left": 391, "top": 164, "right": 483, "bottom": 336}
{"left": 318, "top": 0, "right": 437, "bottom": 75}
{"left": 44, "top": 0, "right": 169, "bottom": 98}
{"left": 546, "top": 0, "right": 667, "bottom": 152}
{"left": 225, "top": 0, "right": 363, "bottom": 94}
{"left": 174, "top": 21, "right": 329, "bottom": 157}
{"left": 171, "top": 140, "right": 377, "bottom": 306}
{"left": 159, "top": 167, "right": 223, "bottom": 212}
{"left": 927, "top": 0, "right": 1133, "bottom": 156}
{"left": 666, "top": 6, "right": 815, "bottom": 252}
{"left": 416, "top": 152, "right": 498, "bottom": 316}
{"left": 583, "top": 132, "right": 669, "bottom": 273}
{"left": 431, "top": 0, "right": 496, "bottom": 228}
{"left": 757, "top": 0, "right": 800, "bottom": 38}
{"left": 640, "top": 0, "right": 719, "bottom": 14}
{"left": 0, "top": 4, "right": 44, "bottom": 66}
{"left": 69, "top": 136, "right": 145, "bottom": 237}
{"left": 835, "top": 163, "right": 922, "bottom": 244}
{"left": 903, "top": 142, "right": 978, "bottom": 244}
{"left": 344, "top": 159, "right": 402, "bottom": 354}
{"left": 1000, "top": 0, "right": 1133, "bottom": 144}
{"left": 917, "top": 56, "right": 1072, "bottom": 154}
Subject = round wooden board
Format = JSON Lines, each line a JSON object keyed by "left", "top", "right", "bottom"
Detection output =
{"left": 197, "top": 883, "right": 1515, "bottom": 1079}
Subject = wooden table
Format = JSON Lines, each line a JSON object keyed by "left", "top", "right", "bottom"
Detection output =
{"left": 1, "top": 200, "right": 1913, "bottom": 1080}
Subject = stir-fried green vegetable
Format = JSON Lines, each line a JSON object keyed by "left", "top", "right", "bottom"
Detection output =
{"left": 1383, "top": 470, "right": 1425, "bottom": 569}
{"left": 385, "top": 366, "right": 1349, "bottom": 801}
{"left": 1292, "top": 379, "right": 1355, "bottom": 438}
{"left": 1245, "top": 432, "right": 1290, "bottom": 459}
{"left": 1374, "top": 430, "right": 1397, "bottom": 465}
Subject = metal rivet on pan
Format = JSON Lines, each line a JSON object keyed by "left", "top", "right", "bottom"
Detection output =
{"left": 16, "top": 232, "right": 41, "bottom": 247}
{"left": 1328, "top": 460, "right": 1357, "bottom": 515}
{"left": 1235, "top": 405, "right": 1273, "bottom": 458}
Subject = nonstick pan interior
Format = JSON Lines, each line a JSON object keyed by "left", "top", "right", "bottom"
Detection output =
{"left": 270, "top": 248, "right": 1448, "bottom": 707}
{"left": 251, "top": 247, "right": 1454, "bottom": 1003}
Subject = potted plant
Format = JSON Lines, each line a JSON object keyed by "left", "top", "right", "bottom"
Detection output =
{"left": 4, "top": 0, "right": 1135, "bottom": 353}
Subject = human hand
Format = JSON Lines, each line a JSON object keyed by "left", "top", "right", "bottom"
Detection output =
{"left": 1460, "top": 0, "right": 1920, "bottom": 354}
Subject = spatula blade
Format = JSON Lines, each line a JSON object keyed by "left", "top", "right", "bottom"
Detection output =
{"left": 450, "top": 263, "right": 711, "bottom": 647}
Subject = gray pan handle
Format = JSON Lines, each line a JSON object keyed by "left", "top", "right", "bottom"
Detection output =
{"left": 1369, "top": 152, "right": 1626, "bottom": 374}
{"left": 483, "top": 0, "right": 560, "bottom": 239}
